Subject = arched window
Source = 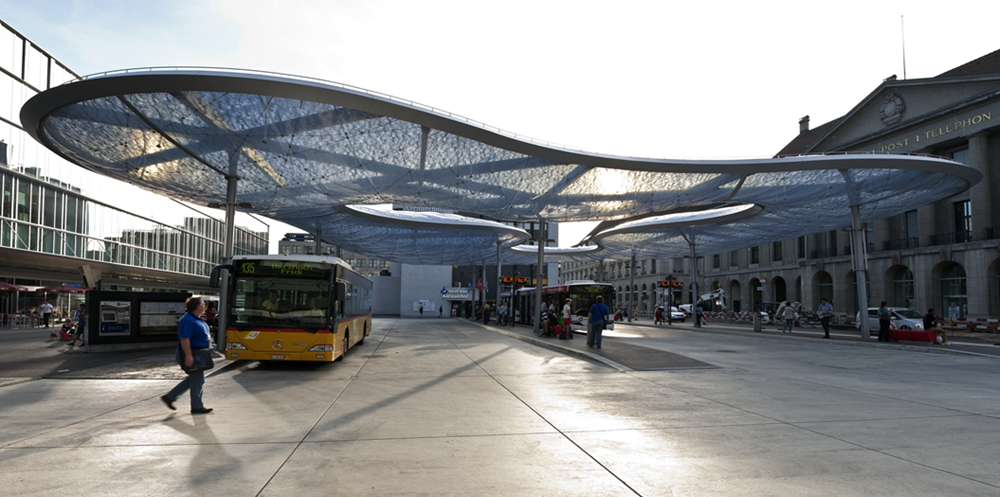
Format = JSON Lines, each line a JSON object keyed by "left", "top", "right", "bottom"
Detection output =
{"left": 818, "top": 273, "right": 833, "bottom": 303}
{"left": 941, "top": 265, "right": 967, "bottom": 319}
{"left": 892, "top": 268, "right": 914, "bottom": 309}
{"left": 773, "top": 277, "right": 787, "bottom": 303}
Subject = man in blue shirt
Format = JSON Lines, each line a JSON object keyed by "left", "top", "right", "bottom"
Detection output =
{"left": 161, "top": 296, "right": 214, "bottom": 414}
{"left": 587, "top": 296, "right": 610, "bottom": 349}
{"left": 818, "top": 298, "right": 834, "bottom": 339}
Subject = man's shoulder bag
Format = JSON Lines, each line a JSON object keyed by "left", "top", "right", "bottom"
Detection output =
{"left": 182, "top": 349, "right": 215, "bottom": 374}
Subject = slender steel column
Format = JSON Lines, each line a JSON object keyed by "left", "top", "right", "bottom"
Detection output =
{"left": 534, "top": 220, "right": 545, "bottom": 335}
{"left": 216, "top": 153, "right": 238, "bottom": 351}
{"left": 691, "top": 241, "right": 700, "bottom": 328}
{"left": 628, "top": 254, "right": 635, "bottom": 323}
{"left": 851, "top": 205, "right": 872, "bottom": 340}
{"left": 496, "top": 241, "right": 502, "bottom": 307}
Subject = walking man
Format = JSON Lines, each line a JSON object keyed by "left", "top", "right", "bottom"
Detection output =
{"left": 818, "top": 298, "right": 833, "bottom": 339}
{"left": 161, "top": 296, "right": 214, "bottom": 414}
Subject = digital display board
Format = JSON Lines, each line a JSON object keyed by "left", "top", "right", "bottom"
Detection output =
{"left": 235, "top": 260, "right": 331, "bottom": 279}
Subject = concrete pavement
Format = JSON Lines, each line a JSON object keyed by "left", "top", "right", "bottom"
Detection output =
{"left": 2, "top": 317, "right": 1000, "bottom": 496}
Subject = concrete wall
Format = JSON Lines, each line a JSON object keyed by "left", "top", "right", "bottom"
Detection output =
{"left": 398, "top": 264, "right": 453, "bottom": 318}
{"left": 372, "top": 274, "right": 401, "bottom": 315}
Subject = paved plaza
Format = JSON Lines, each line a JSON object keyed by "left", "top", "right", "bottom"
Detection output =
{"left": 2, "top": 318, "right": 1000, "bottom": 496}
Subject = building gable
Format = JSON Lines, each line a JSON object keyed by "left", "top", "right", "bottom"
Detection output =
{"left": 805, "top": 77, "right": 1000, "bottom": 153}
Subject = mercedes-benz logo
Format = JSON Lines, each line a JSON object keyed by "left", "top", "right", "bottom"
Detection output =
{"left": 272, "top": 339, "right": 284, "bottom": 350}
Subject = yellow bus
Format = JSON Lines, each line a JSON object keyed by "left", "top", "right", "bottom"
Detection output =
{"left": 217, "top": 255, "right": 372, "bottom": 362}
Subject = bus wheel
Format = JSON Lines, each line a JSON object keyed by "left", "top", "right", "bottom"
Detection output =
{"left": 335, "top": 329, "right": 349, "bottom": 361}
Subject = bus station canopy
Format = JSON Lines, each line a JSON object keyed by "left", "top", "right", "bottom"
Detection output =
{"left": 20, "top": 68, "right": 981, "bottom": 265}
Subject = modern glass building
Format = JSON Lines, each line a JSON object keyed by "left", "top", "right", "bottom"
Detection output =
{"left": 0, "top": 19, "right": 268, "bottom": 315}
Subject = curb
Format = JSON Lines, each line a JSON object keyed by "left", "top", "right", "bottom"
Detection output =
{"left": 685, "top": 326, "right": 1000, "bottom": 359}
{"left": 469, "top": 321, "right": 633, "bottom": 372}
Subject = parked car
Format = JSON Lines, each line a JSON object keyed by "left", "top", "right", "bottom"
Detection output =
{"left": 668, "top": 306, "right": 686, "bottom": 322}
{"left": 855, "top": 307, "right": 924, "bottom": 330}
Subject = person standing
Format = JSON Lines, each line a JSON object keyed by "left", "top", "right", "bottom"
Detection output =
{"left": 781, "top": 302, "right": 796, "bottom": 333}
{"left": 439, "top": 305, "right": 443, "bottom": 318}
{"left": 40, "top": 300, "right": 53, "bottom": 328}
{"left": 923, "top": 308, "right": 951, "bottom": 345}
{"left": 877, "top": 301, "right": 891, "bottom": 342}
{"left": 587, "top": 296, "right": 610, "bottom": 349}
{"left": 817, "top": 298, "right": 834, "bottom": 339}
{"left": 161, "top": 296, "right": 214, "bottom": 414}
{"left": 419, "top": 304, "right": 424, "bottom": 318}
{"left": 562, "top": 298, "right": 573, "bottom": 339}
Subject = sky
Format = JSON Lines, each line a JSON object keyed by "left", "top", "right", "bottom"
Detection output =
{"left": 2, "top": 0, "right": 998, "bottom": 250}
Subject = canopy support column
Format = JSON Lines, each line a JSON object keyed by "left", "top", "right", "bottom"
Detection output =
{"left": 628, "top": 254, "right": 635, "bottom": 323}
{"left": 534, "top": 219, "right": 545, "bottom": 335}
{"left": 496, "top": 241, "right": 502, "bottom": 308}
{"left": 216, "top": 153, "right": 238, "bottom": 352}
{"left": 850, "top": 205, "right": 872, "bottom": 340}
{"left": 691, "top": 240, "right": 700, "bottom": 328}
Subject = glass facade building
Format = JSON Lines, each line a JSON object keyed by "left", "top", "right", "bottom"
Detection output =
{"left": 0, "top": 20, "right": 267, "bottom": 314}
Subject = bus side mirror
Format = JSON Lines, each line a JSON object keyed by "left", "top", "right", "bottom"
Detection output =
{"left": 335, "top": 282, "right": 347, "bottom": 301}
{"left": 209, "top": 265, "right": 233, "bottom": 289}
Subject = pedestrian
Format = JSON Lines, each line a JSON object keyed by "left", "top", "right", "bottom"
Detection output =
{"left": 40, "top": 300, "right": 53, "bottom": 328}
{"left": 204, "top": 301, "right": 219, "bottom": 333}
{"left": 877, "top": 301, "right": 891, "bottom": 342}
{"left": 654, "top": 306, "right": 663, "bottom": 325}
{"left": 587, "top": 295, "right": 610, "bottom": 348}
{"left": 562, "top": 298, "right": 573, "bottom": 339}
{"left": 922, "top": 308, "right": 951, "bottom": 345}
{"left": 161, "top": 296, "right": 214, "bottom": 414}
{"left": 439, "top": 305, "right": 443, "bottom": 318}
{"left": 419, "top": 304, "right": 424, "bottom": 318}
{"left": 817, "top": 298, "right": 833, "bottom": 339}
{"left": 694, "top": 304, "right": 704, "bottom": 326}
{"left": 67, "top": 303, "right": 87, "bottom": 346}
{"left": 483, "top": 303, "right": 490, "bottom": 325}
{"left": 781, "top": 302, "right": 796, "bottom": 333}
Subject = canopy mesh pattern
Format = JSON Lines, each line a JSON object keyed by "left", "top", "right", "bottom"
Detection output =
{"left": 22, "top": 69, "right": 979, "bottom": 264}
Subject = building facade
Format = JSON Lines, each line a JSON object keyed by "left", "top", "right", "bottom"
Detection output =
{"left": 703, "top": 49, "right": 1000, "bottom": 320}
{"left": 277, "top": 232, "right": 390, "bottom": 278}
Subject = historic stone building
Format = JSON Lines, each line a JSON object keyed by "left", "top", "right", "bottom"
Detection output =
{"left": 704, "top": 48, "right": 1000, "bottom": 320}
{"left": 560, "top": 49, "right": 1000, "bottom": 321}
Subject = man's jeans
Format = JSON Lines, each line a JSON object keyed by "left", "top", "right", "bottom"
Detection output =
{"left": 588, "top": 321, "right": 604, "bottom": 347}
{"left": 166, "top": 349, "right": 206, "bottom": 410}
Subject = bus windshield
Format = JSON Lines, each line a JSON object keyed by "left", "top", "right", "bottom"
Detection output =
{"left": 231, "top": 260, "right": 333, "bottom": 331}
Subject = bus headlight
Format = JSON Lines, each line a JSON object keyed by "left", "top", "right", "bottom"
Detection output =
{"left": 309, "top": 344, "right": 333, "bottom": 352}
{"left": 227, "top": 342, "right": 248, "bottom": 350}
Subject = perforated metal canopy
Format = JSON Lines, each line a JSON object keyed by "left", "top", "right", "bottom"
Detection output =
{"left": 20, "top": 68, "right": 981, "bottom": 264}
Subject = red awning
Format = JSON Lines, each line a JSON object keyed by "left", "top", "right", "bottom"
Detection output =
{"left": 0, "top": 282, "right": 28, "bottom": 292}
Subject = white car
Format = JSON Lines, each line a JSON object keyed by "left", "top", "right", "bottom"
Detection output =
{"left": 668, "top": 306, "right": 686, "bottom": 322}
{"left": 856, "top": 307, "right": 924, "bottom": 330}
